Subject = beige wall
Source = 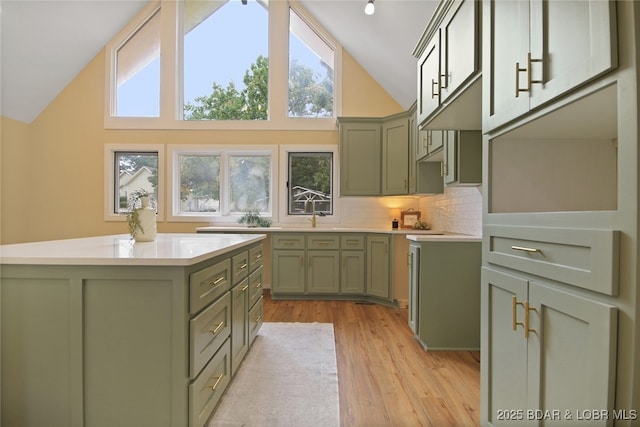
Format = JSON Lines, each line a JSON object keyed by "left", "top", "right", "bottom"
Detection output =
{"left": 0, "top": 48, "right": 402, "bottom": 244}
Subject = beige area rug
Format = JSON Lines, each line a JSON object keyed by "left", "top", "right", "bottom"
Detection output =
{"left": 208, "top": 322, "right": 340, "bottom": 427}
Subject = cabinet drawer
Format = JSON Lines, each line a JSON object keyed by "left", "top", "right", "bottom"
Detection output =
{"left": 272, "top": 234, "right": 305, "bottom": 250}
{"left": 189, "top": 292, "right": 231, "bottom": 379}
{"left": 189, "top": 259, "right": 231, "bottom": 314}
{"left": 249, "top": 296, "right": 263, "bottom": 346}
{"left": 341, "top": 235, "right": 365, "bottom": 250}
{"left": 249, "top": 244, "right": 264, "bottom": 272}
{"left": 189, "top": 339, "right": 231, "bottom": 427}
{"left": 308, "top": 234, "right": 339, "bottom": 250}
{"left": 231, "top": 251, "right": 249, "bottom": 285}
{"left": 248, "top": 266, "right": 263, "bottom": 308}
{"left": 486, "top": 225, "right": 619, "bottom": 296}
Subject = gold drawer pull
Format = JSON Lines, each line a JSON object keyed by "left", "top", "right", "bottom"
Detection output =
{"left": 209, "top": 276, "right": 225, "bottom": 287}
{"left": 316, "top": 241, "right": 331, "bottom": 245}
{"left": 254, "top": 282, "right": 262, "bottom": 289}
{"left": 511, "top": 245, "right": 541, "bottom": 254}
{"left": 255, "top": 315, "right": 262, "bottom": 322}
{"left": 208, "top": 374, "right": 224, "bottom": 391}
{"left": 209, "top": 321, "right": 224, "bottom": 335}
{"left": 346, "top": 240, "right": 359, "bottom": 245}
{"left": 431, "top": 78, "right": 438, "bottom": 98}
{"left": 241, "top": 285, "right": 249, "bottom": 292}
{"left": 254, "top": 253, "right": 262, "bottom": 260}
{"left": 240, "top": 263, "right": 248, "bottom": 270}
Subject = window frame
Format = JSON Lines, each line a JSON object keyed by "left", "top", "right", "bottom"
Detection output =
{"left": 104, "top": 0, "right": 342, "bottom": 131}
{"left": 278, "top": 144, "right": 340, "bottom": 226}
{"left": 104, "top": 143, "right": 165, "bottom": 222}
{"left": 167, "top": 144, "right": 278, "bottom": 223}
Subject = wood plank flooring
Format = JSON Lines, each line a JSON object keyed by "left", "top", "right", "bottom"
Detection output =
{"left": 262, "top": 292, "right": 481, "bottom": 427}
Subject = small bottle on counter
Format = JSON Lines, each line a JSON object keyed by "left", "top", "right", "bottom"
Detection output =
{"left": 392, "top": 218, "right": 399, "bottom": 229}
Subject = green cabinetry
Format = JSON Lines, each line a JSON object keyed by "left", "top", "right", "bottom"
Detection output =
{"left": 408, "top": 239, "right": 481, "bottom": 350}
{"left": 272, "top": 232, "right": 393, "bottom": 305}
{"left": 338, "top": 119, "right": 381, "bottom": 196}
{"left": 0, "top": 238, "right": 265, "bottom": 427}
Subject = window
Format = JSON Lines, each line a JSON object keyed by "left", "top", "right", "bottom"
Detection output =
{"left": 183, "top": 0, "right": 269, "bottom": 120}
{"left": 169, "top": 146, "right": 275, "bottom": 221}
{"left": 287, "top": 152, "right": 333, "bottom": 215}
{"left": 114, "top": 8, "right": 161, "bottom": 117}
{"left": 288, "top": 8, "right": 334, "bottom": 118}
{"left": 104, "top": 144, "right": 164, "bottom": 222}
{"left": 106, "top": 0, "right": 341, "bottom": 129}
{"left": 114, "top": 152, "right": 159, "bottom": 213}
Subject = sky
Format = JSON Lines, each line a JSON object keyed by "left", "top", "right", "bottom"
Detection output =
{"left": 116, "top": 0, "right": 325, "bottom": 118}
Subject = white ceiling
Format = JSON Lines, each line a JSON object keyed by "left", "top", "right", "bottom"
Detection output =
{"left": 0, "top": 0, "right": 437, "bottom": 124}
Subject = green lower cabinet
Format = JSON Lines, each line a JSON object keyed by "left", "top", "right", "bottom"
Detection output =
{"left": 230, "top": 278, "right": 249, "bottom": 376}
{"left": 272, "top": 250, "right": 305, "bottom": 294}
{"left": 366, "top": 235, "right": 391, "bottom": 299}
{"left": 410, "top": 240, "right": 481, "bottom": 350}
{"left": 481, "top": 267, "right": 618, "bottom": 426}
{"left": 307, "top": 250, "right": 340, "bottom": 293}
{"left": 341, "top": 250, "right": 365, "bottom": 294}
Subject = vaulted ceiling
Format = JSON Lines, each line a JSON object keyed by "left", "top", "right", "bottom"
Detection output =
{"left": 0, "top": 0, "right": 437, "bottom": 124}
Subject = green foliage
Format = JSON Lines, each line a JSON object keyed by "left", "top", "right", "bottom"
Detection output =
{"left": 180, "top": 156, "right": 220, "bottom": 201}
{"left": 126, "top": 189, "right": 150, "bottom": 238}
{"left": 290, "top": 154, "right": 332, "bottom": 195}
{"left": 184, "top": 55, "right": 333, "bottom": 120}
{"left": 237, "top": 210, "right": 272, "bottom": 227}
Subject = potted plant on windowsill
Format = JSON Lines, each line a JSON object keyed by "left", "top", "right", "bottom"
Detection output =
{"left": 237, "top": 210, "right": 272, "bottom": 228}
{"left": 127, "top": 189, "right": 157, "bottom": 241}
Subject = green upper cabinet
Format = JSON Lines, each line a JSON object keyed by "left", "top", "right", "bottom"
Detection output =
{"left": 443, "top": 130, "right": 482, "bottom": 186}
{"left": 338, "top": 118, "right": 382, "bottom": 196}
{"left": 414, "top": 0, "right": 481, "bottom": 129}
{"left": 483, "top": 0, "right": 618, "bottom": 132}
{"left": 382, "top": 115, "right": 410, "bottom": 195}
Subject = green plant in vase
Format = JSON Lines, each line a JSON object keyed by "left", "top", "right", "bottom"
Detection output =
{"left": 126, "top": 189, "right": 156, "bottom": 240}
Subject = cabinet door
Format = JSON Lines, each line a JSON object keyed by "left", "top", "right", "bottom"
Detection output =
{"left": 408, "top": 245, "right": 420, "bottom": 334}
{"left": 441, "top": 0, "right": 479, "bottom": 102}
{"left": 417, "top": 30, "right": 441, "bottom": 125}
{"left": 341, "top": 250, "right": 365, "bottom": 295}
{"left": 366, "top": 236, "right": 391, "bottom": 299}
{"left": 428, "top": 130, "right": 445, "bottom": 155}
{"left": 339, "top": 121, "right": 381, "bottom": 196}
{"left": 443, "top": 131, "right": 457, "bottom": 185}
{"left": 526, "top": 282, "right": 617, "bottom": 423}
{"left": 230, "top": 279, "right": 249, "bottom": 375}
{"left": 416, "top": 130, "right": 429, "bottom": 160}
{"left": 408, "top": 109, "right": 417, "bottom": 194}
{"left": 484, "top": 0, "right": 530, "bottom": 130}
{"left": 272, "top": 250, "right": 305, "bottom": 294}
{"left": 307, "top": 250, "right": 340, "bottom": 294}
{"left": 382, "top": 116, "right": 409, "bottom": 195}
{"left": 480, "top": 268, "right": 528, "bottom": 426}
{"left": 529, "top": 0, "right": 617, "bottom": 110}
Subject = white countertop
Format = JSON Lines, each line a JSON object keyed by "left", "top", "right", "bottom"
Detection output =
{"left": 0, "top": 233, "right": 267, "bottom": 266}
{"left": 406, "top": 234, "right": 482, "bottom": 242}
{"left": 196, "top": 226, "right": 447, "bottom": 235}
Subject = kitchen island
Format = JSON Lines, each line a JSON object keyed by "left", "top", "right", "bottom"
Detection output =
{"left": 0, "top": 233, "right": 266, "bottom": 427}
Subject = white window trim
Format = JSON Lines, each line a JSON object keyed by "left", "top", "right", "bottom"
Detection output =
{"left": 104, "top": 0, "right": 342, "bottom": 131}
{"left": 167, "top": 144, "right": 278, "bottom": 223}
{"left": 104, "top": 143, "right": 165, "bottom": 222}
{"left": 278, "top": 144, "right": 340, "bottom": 226}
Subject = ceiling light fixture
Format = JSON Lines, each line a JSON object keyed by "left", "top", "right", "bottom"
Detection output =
{"left": 365, "top": 0, "right": 375, "bottom": 15}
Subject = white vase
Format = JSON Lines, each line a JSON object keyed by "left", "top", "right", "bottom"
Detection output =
{"left": 134, "top": 196, "right": 157, "bottom": 242}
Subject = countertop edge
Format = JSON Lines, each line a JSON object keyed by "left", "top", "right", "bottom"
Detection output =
{"left": 406, "top": 234, "right": 482, "bottom": 242}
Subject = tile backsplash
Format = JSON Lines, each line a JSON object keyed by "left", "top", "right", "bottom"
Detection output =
{"left": 333, "top": 186, "right": 482, "bottom": 236}
{"left": 419, "top": 186, "right": 483, "bottom": 236}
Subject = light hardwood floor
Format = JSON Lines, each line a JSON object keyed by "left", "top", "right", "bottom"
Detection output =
{"left": 262, "top": 292, "right": 481, "bottom": 427}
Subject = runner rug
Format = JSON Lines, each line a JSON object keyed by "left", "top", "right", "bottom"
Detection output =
{"left": 208, "top": 322, "right": 340, "bottom": 427}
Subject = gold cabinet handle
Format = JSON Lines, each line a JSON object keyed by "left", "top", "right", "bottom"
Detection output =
{"left": 240, "top": 263, "right": 248, "bottom": 270}
{"left": 241, "top": 285, "right": 249, "bottom": 292}
{"left": 515, "top": 52, "right": 543, "bottom": 97}
{"left": 208, "top": 374, "right": 224, "bottom": 391}
{"left": 524, "top": 303, "right": 537, "bottom": 339}
{"left": 254, "top": 315, "right": 262, "bottom": 322}
{"left": 255, "top": 253, "right": 262, "bottom": 260}
{"left": 440, "top": 73, "right": 448, "bottom": 90}
{"left": 209, "top": 276, "right": 225, "bottom": 287}
{"left": 512, "top": 296, "right": 525, "bottom": 332}
{"left": 209, "top": 321, "right": 224, "bottom": 335}
{"left": 431, "top": 78, "right": 439, "bottom": 98}
{"left": 254, "top": 281, "right": 262, "bottom": 289}
{"left": 511, "top": 245, "right": 541, "bottom": 254}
